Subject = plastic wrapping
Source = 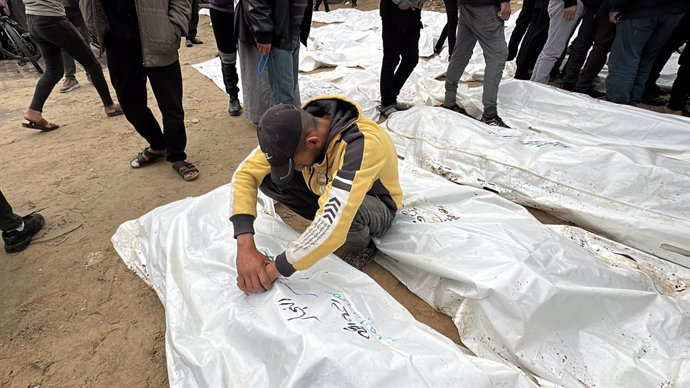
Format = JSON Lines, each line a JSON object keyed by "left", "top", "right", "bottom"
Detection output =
{"left": 459, "top": 79, "right": 690, "bottom": 161}
{"left": 375, "top": 162, "right": 690, "bottom": 387}
{"left": 111, "top": 186, "right": 536, "bottom": 388}
{"left": 386, "top": 105, "right": 690, "bottom": 268}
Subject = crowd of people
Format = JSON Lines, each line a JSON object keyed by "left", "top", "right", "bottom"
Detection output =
{"left": 3, "top": 0, "right": 689, "bottom": 284}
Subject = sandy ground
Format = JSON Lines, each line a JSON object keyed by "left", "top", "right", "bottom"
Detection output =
{"left": 0, "top": 1, "right": 557, "bottom": 386}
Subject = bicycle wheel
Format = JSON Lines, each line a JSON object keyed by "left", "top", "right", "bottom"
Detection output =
{"left": 5, "top": 24, "right": 43, "bottom": 74}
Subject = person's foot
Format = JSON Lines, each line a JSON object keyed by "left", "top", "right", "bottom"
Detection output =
{"left": 379, "top": 102, "right": 413, "bottom": 117}
{"left": 228, "top": 98, "right": 242, "bottom": 117}
{"left": 3, "top": 212, "right": 45, "bottom": 253}
{"left": 188, "top": 37, "right": 203, "bottom": 45}
{"left": 23, "top": 110, "right": 59, "bottom": 131}
{"left": 60, "top": 78, "right": 80, "bottom": 93}
{"left": 186, "top": 39, "right": 193, "bottom": 47}
{"left": 480, "top": 115, "right": 510, "bottom": 128}
{"left": 640, "top": 94, "right": 667, "bottom": 106}
{"left": 441, "top": 103, "right": 469, "bottom": 116}
{"left": 105, "top": 103, "right": 124, "bottom": 117}
{"left": 650, "top": 104, "right": 683, "bottom": 116}
{"left": 335, "top": 242, "right": 377, "bottom": 270}
{"left": 558, "top": 81, "right": 574, "bottom": 91}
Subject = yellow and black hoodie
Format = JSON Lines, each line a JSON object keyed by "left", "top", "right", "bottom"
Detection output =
{"left": 230, "top": 96, "right": 403, "bottom": 277}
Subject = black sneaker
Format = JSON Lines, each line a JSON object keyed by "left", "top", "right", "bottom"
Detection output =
{"left": 480, "top": 115, "right": 510, "bottom": 128}
{"left": 185, "top": 40, "right": 193, "bottom": 48}
{"left": 189, "top": 37, "right": 203, "bottom": 45}
{"left": 640, "top": 95, "right": 667, "bottom": 106}
{"left": 3, "top": 212, "right": 45, "bottom": 253}
{"left": 441, "top": 103, "right": 469, "bottom": 116}
{"left": 335, "top": 242, "right": 377, "bottom": 270}
{"left": 228, "top": 98, "right": 242, "bottom": 116}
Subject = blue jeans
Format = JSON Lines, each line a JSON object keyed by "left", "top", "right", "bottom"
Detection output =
{"left": 268, "top": 34, "right": 301, "bottom": 107}
{"left": 606, "top": 14, "right": 683, "bottom": 105}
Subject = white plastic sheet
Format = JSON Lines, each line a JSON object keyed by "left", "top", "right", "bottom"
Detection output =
{"left": 376, "top": 162, "right": 690, "bottom": 387}
{"left": 459, "top": 79, "right": 690, "bottom": 161}
{"left": 386, "top": 106, "right": 690, "bottom": 268}
{"left": 111, "top": 185, "right": 536, "bottom": 388}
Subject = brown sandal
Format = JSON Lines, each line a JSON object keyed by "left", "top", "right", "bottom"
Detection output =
{"left": 172, "top": 161, "right": 199, "bottom": 181}
{"left": 130, "top": 148, "right": 166, "bottom": 168}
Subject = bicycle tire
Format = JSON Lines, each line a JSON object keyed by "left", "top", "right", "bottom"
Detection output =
{"left": 5, "top": 24, "right": 43, "bottom": 74}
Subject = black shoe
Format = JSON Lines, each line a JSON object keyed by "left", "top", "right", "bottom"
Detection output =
{"left": 640, "top": 95, "right": 667, "bottom": 106}
{"left": 558, "top": 82, "right": 574, "bottom": 91}
{"left": 585, "top": 88, "right": 606, "bottom": 99}
{"left": 3, "top": 212, "right": 45, "bottom": 253}
{"left": 480, "top": 115, "right": 510, "bottom": 128}
{"left": 189, "top": 38, "right": 203, "bottom": 45}
{"left": 228, "top": 98, "right": 242, "bottom": 117}
{"left": 336, "top": 242, "right": 377, "bottom": 270}
{"left": 441, "top": 103, "right": 469, "bottom": 116}
{"left": 185, "top": 40, "right": 193, "bottom": 48}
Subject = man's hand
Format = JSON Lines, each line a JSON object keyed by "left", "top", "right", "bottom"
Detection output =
{"left": 563, "top": 5, "right": 577, "bottom": 21}
{"left": 609, "top": 11, "right": 621, "bottom": 24}
{"left": 257, "top": 43, "right": 271, "bottom": 56}
{"left": 236, "top": 234, "right": 273, "bottom": 294}
{"left": 498, "top": 2, "right": 511, "bottom": 21}
{"left": 399, "top": 0, "right": 412, "bottom": 10}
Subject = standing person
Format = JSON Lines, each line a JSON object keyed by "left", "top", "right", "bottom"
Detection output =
{"left": 569, "top": 1, "right": 615, "bottom": 97}
{"left": 641, "top": 12, "right": 690, "bottom": 105}
{"left": 82, "top": 0, "right": 200, "bottom": 181}
{"left": 558, "top": 0, "right": 604, "bottom": 91}
{"left": 230, "top": 97, "right": 402, "bottom": 293}
{"left": 652, "top": 44, "right": 690, "bottom": 116}
{"left": 507, "top": 0, "right": 534, "bottom": 60}
{"left": 442, "top": 0, "right": 511, "bottom": 127}
{"left": 314, "top": 0, "right": 329, "bottom": 12}
{"left": 21, "top": 0, "right": 123, "bottom": 131}
{"left": 59, "top": 0, "right": 91, "bottom": 93}
{"left": 1, "top": 191, "right": 44, "bottom": 254}
{"left": 605, "top": 0, "right": 689, "bottom": 105}
{"left": 210, "top": 0, "right": 241, "bottom": 116}
{"left": 530, "top": 0, "right": 584, "bottom": 84}
{"left": 378, "top": 0, "right": 424, "bottom": 117}
{"left": 186, "top": 0, "right": 203, "bottom": 47}
{"left": 434, "top": 0, "right": 459, "bottom": 55}
{"left": 243, "top": 0, "right": 308, "bottom": 107}
{"left": 514, "top": 0, "right": 549, "bottom": 79}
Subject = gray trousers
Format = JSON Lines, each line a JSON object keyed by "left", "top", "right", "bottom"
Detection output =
{"left": 62, "top": 8, "right": 90, "bottom": 80}
{"left": 259, "top": 174, "right": 395, "bottom": 250}
{"left": 444, "top": 4, "right": 507, "bottom": 118}
{"left": 531, "top": 0, "right": 584, "bottom": 84}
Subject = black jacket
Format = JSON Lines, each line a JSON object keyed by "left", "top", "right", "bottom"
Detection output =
{"left": 242, "top": 0, "right": 306, "bottom": 50}
{"left": 609, "top": 0, "right": 690, "bottom": 19}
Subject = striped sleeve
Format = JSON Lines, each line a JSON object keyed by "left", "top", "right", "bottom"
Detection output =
{"left": 229, "top": 146, "right": 271, "bottom": 237}
{"left": 274, "top": 131, "right": 385, "bottom": 276}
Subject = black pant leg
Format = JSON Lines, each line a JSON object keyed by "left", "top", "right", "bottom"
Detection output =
{"left": 259, "top": 175, "right": 320, "bottom": 221}
{"left": 188, "top": 0, "right": 200, "bottom": 40}
{"left": 0, "top": 191, "right": 22, "bottom": 232}
{"left": 437, "top": 0, "right": 458, "bottom": 55}
{"left": 301, "top": 0, "right": 313, "bottom": 45}
{"left": 393, "top": 18, "right": 420, "bottom": 99}
{"left": 380, "top": 3, "right": 405, "bottom": 106}
{"left": 514, "top": 4, "right": 549, "bottom": 80}
{"left": 573, "top": 17, "right": 615, "bottom": 92}
{"left": 668, "top": 49, "right": 690, "bottom": 111}
{"left": 507, "top": 0, "right": 535, "bottom": 60}
{"left": 561, "top": 8, "right": 598, "bottom": 84}
{"left": 644, "top": 13, "right": 690, "bottom": 94}
{"left": 27, "top": 16, "right": 64, "bottom": 112}
{"left": 146, "top": 61, "right": 188, "bottom": 163}
{"left": 106, "top": 37, "right": 167, "bottom": 152}
{"left": 211, "top": 9, "right": 240, "bottom": 98}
